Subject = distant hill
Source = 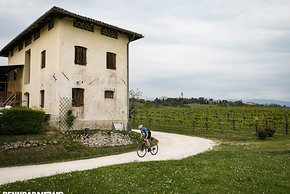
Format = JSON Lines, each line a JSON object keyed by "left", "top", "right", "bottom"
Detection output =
{"left": 245, "top": 99, "right": 290, "bottom": 107}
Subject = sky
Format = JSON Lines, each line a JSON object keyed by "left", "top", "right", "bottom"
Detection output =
{"left": 0, "top": 0, "right": 289, "bottom": 101}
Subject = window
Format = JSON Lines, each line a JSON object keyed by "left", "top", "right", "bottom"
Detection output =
{"left": 75, "top": 46, "right": 87, "bottom": 65}
{"left": 40, "top": 90, "right": 45, "bottom": 108}
{"left": 41, "top": 50, "right": 46, "bottom": 68}
{"left": 105, "top": 90, "right": 114, "bottom": 99}
{"left": 106, "top": 52, "right": 116, "bottom": 70}
{"left": 72, "top": 88, "right": 84, "bottom": 107}
{"left": 73, "top": 19, "right": 94, "bottom": 32}
{"left": 24, "top": 50, "right": 31, "bottom": 85}
{"left": 101, "top": 27, "right": 118, "bottom": 39}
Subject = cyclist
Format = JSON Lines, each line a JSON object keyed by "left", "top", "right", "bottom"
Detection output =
{"left": 138, "top": 125, "right": 151, "bottom": 148}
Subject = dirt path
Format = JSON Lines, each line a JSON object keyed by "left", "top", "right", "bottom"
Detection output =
{"left": 0, "top": 130, "right": 215, "bottom": 185}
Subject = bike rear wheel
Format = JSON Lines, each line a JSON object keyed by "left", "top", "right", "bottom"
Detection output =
{"left": 150, "top": 144, "right": 158, "bottom": 155}
{"left": 137, "top": 143, "right": 147, "bottom": 157}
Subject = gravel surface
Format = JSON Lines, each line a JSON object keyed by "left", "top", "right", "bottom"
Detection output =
{"left": 0, "top": 130, "right": 215, "bottom": 185}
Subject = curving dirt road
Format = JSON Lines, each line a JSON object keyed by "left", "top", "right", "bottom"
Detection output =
{"left": 0, "top": 130, "right": 215, "bottom": 185}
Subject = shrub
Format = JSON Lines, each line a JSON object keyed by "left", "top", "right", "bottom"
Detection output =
{"left": 265, "top": 127, "right": 276, "bottom": 137}
{"left": 257, "top": 127, "right": 276, "bottom": 140}
{"left": 65, "top": 109, "right": 76, "bottom": 128}
{"left": 257, "top": 130, "right": 268, "bottom": 140}
{"left": 0, "top": 107, "right": 45, "bottom": 135}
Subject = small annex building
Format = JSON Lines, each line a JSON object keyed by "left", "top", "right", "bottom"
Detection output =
{"left": 0, "top": 6, "right": 143, "bottom": 130}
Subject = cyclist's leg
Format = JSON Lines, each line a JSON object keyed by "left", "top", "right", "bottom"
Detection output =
{"left": 144, "top": 133, "right": 150, "bottom": 147}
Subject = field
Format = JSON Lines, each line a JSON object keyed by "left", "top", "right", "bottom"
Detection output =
{"left": 131, "top": 104, "right": 290, "bottom": 140}
{"left": 1, "top": 104, "right": 289, "bottom": 193}
{"left": 1, "top": 133, "right": 289, "bottom": 193}
{"left": 0, "top": 130, "right": 139, "bottom": 167}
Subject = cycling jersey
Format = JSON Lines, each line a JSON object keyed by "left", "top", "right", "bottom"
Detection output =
{"left": 141, "top": 127, "right": 150, "bottom": 134}
{"left": 141, "top": 127, "right": 151, "bottom": 140}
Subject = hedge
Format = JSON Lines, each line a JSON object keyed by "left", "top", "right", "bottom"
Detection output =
{"left": 0, "top": 107, "right": 45, "bottom": 135}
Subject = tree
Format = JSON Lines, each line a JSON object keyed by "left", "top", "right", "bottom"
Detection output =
{"left": 129, "top": 88, "right": 143, "bottom": 119}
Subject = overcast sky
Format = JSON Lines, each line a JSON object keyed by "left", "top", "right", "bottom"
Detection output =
{"left": 0, "top": 0, "right": 289, "bottom": 101}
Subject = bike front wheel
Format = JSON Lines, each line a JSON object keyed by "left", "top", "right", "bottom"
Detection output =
{"left": 137, "top": 143, "right": 147, "bottom": 157}
{"left": 150, "top": 144, "right": 158, "bottom": 155}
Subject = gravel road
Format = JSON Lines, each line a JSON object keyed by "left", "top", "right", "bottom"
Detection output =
{"left": 0, "top": 130, "right": 215, "bottom": 185}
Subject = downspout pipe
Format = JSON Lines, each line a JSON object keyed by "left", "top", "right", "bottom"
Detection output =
{"left": 126, "top": 35, "right": 135, "bottom": 130}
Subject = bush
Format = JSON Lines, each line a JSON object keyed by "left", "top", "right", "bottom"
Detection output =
{"left": 65, "top": 110, "right": 76, "bottom": 128}
{"left": 265, "top": 127, "right": 276, "bottom": 137}
{"left": 0, "top": 107, "right": 45, "bottom": 135}
{"left": 257, "top": 130, "right": 268, "bottom": 140}
{"left": 257, "top": 127, "right": 276, "bottom": 140}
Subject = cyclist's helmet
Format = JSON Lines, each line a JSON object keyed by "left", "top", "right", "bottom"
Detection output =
{"left": 138, "top": 125, "right": 143, "bottom": 130}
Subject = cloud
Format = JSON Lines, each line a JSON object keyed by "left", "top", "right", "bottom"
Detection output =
{"left": 0, "top": 0, "right": 290, "bottom": 101}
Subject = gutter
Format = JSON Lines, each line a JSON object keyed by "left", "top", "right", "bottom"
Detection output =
{"left": 126, "top": 34, "right": 135, "bottom": 130}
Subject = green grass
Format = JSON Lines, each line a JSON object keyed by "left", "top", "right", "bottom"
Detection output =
{"left": 1, "top": 134, "right": 289, "bottom": 193}
{"left": 0, "top": 130, "right": 140, "bottom": 167}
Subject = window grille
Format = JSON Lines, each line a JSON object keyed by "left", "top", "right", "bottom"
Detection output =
{"left": 73, "top": 19, "right": 94, "bottom": 32}
{"left": 101, "top": 27, "right": 118, "bottom": 39}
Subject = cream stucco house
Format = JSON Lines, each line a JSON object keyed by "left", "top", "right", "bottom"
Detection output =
{"left": 0, "top": 7, "right": 143, "bottom": 130}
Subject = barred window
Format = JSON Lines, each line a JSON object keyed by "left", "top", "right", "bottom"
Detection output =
{"left": 73, "top": 19, "right": 94, "bottom": 32}
{"left": 105, "top": 90, "right": 114, "bottom": 99}
{"left": 106, "top": 52, "right": 116, "bottom": 70}
{"left": 72, "top": 88, "right": 84, "bottom": 107}
{"left": 101, "top": 27, "right": 118, "bottom": 39}
{"left": 75, "top": 46, "right": 87, "bottom": 66}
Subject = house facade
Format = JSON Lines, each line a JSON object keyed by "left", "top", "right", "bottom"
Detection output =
{"left": 0, "top": 7, "right": 143, "bottom": 130}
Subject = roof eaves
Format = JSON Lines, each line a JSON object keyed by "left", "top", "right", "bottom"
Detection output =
{"left": 0, "top": 6, "right": 143, "bottom": 57}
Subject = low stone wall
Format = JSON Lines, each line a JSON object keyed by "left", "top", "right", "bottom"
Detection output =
{"left": 0, "top": 140, "right": 58, "bottom": 151}
{"left": 74, "top": 131, "right": 133, "bottom": 147}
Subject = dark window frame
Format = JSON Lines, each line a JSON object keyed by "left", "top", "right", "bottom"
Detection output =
{"left": 74, "top": 46, "right": 87, "bottom": 66}
{"left": 105, "top": 90, "right": 114, "bottom": 99}
{"left": 72, "top": 88, "right": 84, "bottom": 107}
{"left": 41, "top": 50, "right": 46, "bottom": 69}
{"left": 40, "top": 90, "right": 45, "bottom": 108}
{"left": 106, "top": 52, "right": 116, "bottom": 70}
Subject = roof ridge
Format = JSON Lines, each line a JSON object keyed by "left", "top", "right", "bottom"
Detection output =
{"left": 0, "top": 6, "right": 143, "bottom": 57}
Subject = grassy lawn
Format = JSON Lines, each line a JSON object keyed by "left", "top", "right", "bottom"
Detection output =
{"left": 1, "top": 133, "right": 289, "bottom": 193}
{"left": 0, "top": 130, "right": 140, "bottom": 167}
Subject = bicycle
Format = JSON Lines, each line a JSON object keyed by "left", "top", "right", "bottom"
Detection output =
{"left": 137, "top": 138, "right": 159, "bottom": 157}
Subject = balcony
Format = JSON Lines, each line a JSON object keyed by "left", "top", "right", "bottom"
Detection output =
{"left": 0, "top": 82, "right": 22, "bottom": 107}
{"left": 0, "top": 65, "right": 24, "bottom": 107}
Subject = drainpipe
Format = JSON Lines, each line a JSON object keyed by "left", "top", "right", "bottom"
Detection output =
{"left": 127, "top": 35, "right": 135, "bottom": 130}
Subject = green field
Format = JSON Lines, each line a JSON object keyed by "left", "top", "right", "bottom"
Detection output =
{"left": 1, "top": 135, "right": 289, "bottom": 193}
{"left": 1, "top": 105, "right": 289, "bottom": 193}
{"left": 131, "top": 104, "right": 290, "bottom": 140}
{"left": 0, "top": 130, "right": 140, "bottom": 167}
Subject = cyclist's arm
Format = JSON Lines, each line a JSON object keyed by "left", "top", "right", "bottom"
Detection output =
{"left": 140, "top": 133, "right": 145, "bottom": 139}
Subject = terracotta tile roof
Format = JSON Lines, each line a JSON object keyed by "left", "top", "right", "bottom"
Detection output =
{"left": 0, "top": 6, "right": 144, "bottom": 57}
